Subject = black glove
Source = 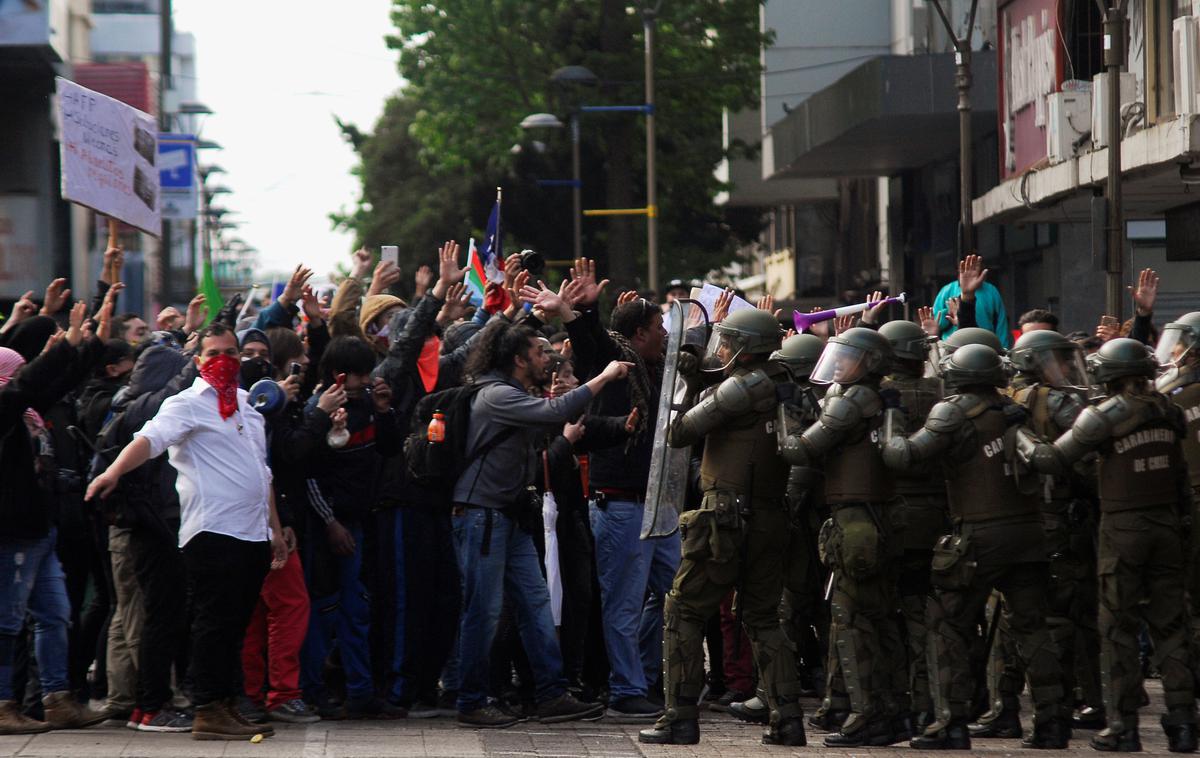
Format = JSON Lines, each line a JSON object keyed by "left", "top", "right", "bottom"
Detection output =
{"left": 214, "top": 293, "right": 244, "bottom": 327}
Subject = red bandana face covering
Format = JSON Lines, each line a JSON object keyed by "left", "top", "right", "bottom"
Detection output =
{"left": 199, "top": 353, "right": 241, "bottom": 419}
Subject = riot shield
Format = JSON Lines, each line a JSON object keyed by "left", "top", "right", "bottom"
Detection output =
{"left": 641, "top": 299, "right": 709, "bottom": 539}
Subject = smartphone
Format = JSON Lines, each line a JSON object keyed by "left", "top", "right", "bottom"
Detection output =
{"left": 1100, "top": 315, "right": 1120, "bottom": 329}
{"left": 381, "top": 245, "right": 399, "bottom": 268}
{"left": 289, "top": 362, "right": 303, "bottom": 377}
{"left": 335, "top": 372, "right": 346, "bottom": 388}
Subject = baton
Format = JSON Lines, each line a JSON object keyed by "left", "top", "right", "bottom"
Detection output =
{"left": 793, "top": 293, "right": 907, "bottom": 332}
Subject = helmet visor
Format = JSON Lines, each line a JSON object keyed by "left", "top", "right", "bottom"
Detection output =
{"left": 1030, "top": 346, "right": 1091, "bottom": 389}
{"left": 811, "top": 342, "right": 869, "bottom": 385}
{"left": 1155, "top": 326, "right": 1196, "bottom": 367}
{"left": 703, "top": 329, "right": 745, "bottom": 373}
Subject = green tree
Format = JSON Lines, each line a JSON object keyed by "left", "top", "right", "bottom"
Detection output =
{"left": 334, "top": 0, "right": 767, "bottom": 290}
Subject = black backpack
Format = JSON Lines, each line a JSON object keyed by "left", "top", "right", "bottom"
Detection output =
{"left": 405, "top": 382, "right": 517, "bottom": 495}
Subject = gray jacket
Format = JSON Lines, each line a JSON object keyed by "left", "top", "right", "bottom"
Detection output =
{"left": 452, "top": 371, "right": 593, "bottom": 509}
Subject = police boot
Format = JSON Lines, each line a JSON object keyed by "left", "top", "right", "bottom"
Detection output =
{"left": 823, "top": 713, "right": 889, "bottom": 747}
{"left": 910, "top": 719, "right": 972, "bottom": 750}
{"left": 1021, "top": 718, "right": 1071, "bottom": 749}
{"left": 889, "top": 712, "right": 916, "bottom": 744}
{"left": 969, "top": 707, "right": 1024, "bottom": 738}
{"left": 1074, "top": 706, "right": 1107, "bottom": 730}
{"left": 1163, "top": 709, "right": 1198, "bottom": 754}
{"left": 637, "top": 700, "right": 700, "bottom": 746}
{"left": 762, "top": 716, "right": 807, "bottom": 746}
{"left": 1090, "top": 723, "right": 1141, "bottom": 752}
{"left": 727, "top": 696, "right": 769, "bottom": 725}
{"left": 808, "top": 706, "right": 847, "bottom": 732}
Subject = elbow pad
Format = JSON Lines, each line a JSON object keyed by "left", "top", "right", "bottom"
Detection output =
{"left": 1015, "top": 426, "right": 1066, "bottom": 475}
{"left": 671, "top": 369, "right": 773, "bottom": 447}
{"left": 1054, "top": 404, "right": 1113, "bottom": 464}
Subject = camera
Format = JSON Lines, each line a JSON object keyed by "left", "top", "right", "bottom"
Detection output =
{"left": 517, "top": 249, "right": 545, "bottom": 276}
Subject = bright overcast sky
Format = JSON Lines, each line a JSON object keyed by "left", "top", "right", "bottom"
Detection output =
{"left": 173, "top": 0, "right": 400, "bottom": 281}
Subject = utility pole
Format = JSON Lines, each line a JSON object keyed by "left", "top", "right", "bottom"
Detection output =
{"left": 156, "top": 0, "right": 173, "bottom": 313}
{"left": 643, "top": 5, "right": 659, "bottom": 293}
{"left": 931, "top": 0, "right": 979, "bottom": 260}
{"left": 1100, "top": 0, "right": 1128, "bottom": 321}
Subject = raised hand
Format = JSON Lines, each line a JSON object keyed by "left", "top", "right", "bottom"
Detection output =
{"left": 946, "top": 296, "right": 961, "bottom": 326}
{"left": 156, "top": 306, "right": 183, "bottom": 332}
{"left": 413, "top": 265, "right": 435, "bottom": 298}
{"left": 96, "top": 284, "right": 122, "bottom": 340}
{"left": 519, "top": 280, "right": 571, "bottom": 321}
{"left": 958, "top": 254, "right": 988, "bottom": 300}
{"left": 316, "top": 381, "right": 347, "bottom": 414}
{"left": 711, "top": 288, "right": 734, "bottom": 323}
{"left": 1129, "top": 268, "right": 1159, "bottom": 317}
{"left": 368, "top": 260, "right": 401, "bottom": 297}
{"left": 437, "top": 240, "right": 465, "bottom": 284}
{"left": 184, "top": 293, "right": 207, "bottom": 334}
{"left": 1095, "top": 315, "right": 1120, "bottom": 343}
{"left": 282, "top": 264, "right": 314, "bottom": 306}
{"left": 833, "top": 314, "right": 855, "bottom": 336}
{"left": 505, "top": 270, "right": 531, "bottom": 318}
{"left": 351, "top": 247, "right": 374, "bottom": 279}
{"left": 917, "top": 305, "right": 938, "bottom": 337}
{"left": 617, "top": 290, "right": 640, "bottom": 307}
{"left": 65, "top": 301, "right": 87, "bottom": 346}
{"left": 101, "top": 244, "right": 124, "bottom": 285}
{"left": 40, "top": 278, "right": 71, "bottom": 316}
{"left": 6, "top": 290, "right": 37, "bottom": 329}
{"left": 861, "top": 291, "right": 888, "bottom": 326}
{"left": 301, "top": 284, "right": 325, "bottom": 325}
{"left": 436, "top": 282, "right": 472, "bottom": 325}
{"left": 569, "top": 257, "right": 610, "bottom": 307}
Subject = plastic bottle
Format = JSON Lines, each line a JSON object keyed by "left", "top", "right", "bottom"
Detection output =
{"left": 427, "top": 411, "right": 446, "bottom": 443}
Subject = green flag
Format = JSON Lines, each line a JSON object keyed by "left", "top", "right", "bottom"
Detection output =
{"left": 200, "top": 257, "right": 223, "bottom": 325}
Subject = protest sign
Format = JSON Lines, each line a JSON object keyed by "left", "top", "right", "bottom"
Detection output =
{"left": 57, "top": 77, "right": 161, "bottom": 235}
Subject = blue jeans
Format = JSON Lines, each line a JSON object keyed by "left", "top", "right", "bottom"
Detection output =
{"left": 590, "top": 499, "right": 680, "bottom": 700}
{"left": 454, "top": 508, "right": 565, "bottom": 712}
{"left": 0, "top": 529, "right": 70, "bottom": 700}
{"left": 301, "top": 523, "right": 374, "bottom": 700}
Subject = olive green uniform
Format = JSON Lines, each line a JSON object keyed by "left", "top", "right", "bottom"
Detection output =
{"left": 1031, "top": 390, "right": 1197, "bottom": 733}
{"left": 1162, "top": 378, "right": 1200, "bottom": 651}
{"left": 880, "top": 374, "right": 947, "bottom": 719}
{"left": 656, "top": 362, "right": 801, "bottom": 732}
{"left": 884, "top": 390, "right": 1066, "bottom": 730}
{"left": 783, "top": 381, "right": 904, "bottom": 737}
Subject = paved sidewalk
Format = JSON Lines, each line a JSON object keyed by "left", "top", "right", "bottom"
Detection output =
{"left": 0, "top": 700, "right": 1184, "bottom": 758}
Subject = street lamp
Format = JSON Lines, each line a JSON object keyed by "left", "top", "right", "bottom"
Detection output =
{"left": 178, "top": 101, "right": 213, "bottom": 115}
{"left": 521, "top": 110, "right": 583, "bottom": 260}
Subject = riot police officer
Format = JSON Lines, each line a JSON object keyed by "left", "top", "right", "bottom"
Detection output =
{"left": 1002, "top": 331, "right": 1105, "bottom": 734}
{"left": 728, "top": 333, "right": 827, "bottom": 727}
{"left": 878, "top": 319, "right": 947, "bottom": 734}
{"left": 638, "top": 308, "right": 806, "bottom": 747}
{"left": 1022, "top": 338, "right": 1198, "bottom": 752}
{"left": 780, "top": 327, "right": 906, "bottom": 747}
{"left": 1155, "top": 313, "right": 1200, "bottom": 657}
{"left": 882, "top": 344, "right": 1069, "bottom": 750}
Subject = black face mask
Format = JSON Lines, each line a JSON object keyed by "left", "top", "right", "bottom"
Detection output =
{"left": 240, "top": 356, "right": 273, "bottom": 389}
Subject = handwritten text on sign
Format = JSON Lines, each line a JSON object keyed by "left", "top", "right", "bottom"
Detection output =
{"left": 57, "top": 77, "right": 161, "bottom": 235}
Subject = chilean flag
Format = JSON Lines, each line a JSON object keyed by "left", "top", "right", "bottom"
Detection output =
{"left": 465, "top": 193, "right": 505, "bottom": 307}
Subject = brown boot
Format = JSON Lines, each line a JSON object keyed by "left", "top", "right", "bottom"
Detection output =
{"left": 0, "top": 700, "right": 48, "bottom": 734}
{"left": 42, "top": 691, "right": 107, "bottom": 729}
{"left": 191, "top": 702, "right": 265, "bottom": 740}
{"left": 225, "top": 699, "right": 273, "bottom": 737}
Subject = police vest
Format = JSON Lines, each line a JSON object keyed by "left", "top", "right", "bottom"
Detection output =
{"left": 699, "top": 365, "right": 790, "bottom": 502}
{"left": 1014, "top": 383, "right": 1087, "bottom": 502}
{"left": 823, "top": 385, "right": 895, "bottom": 504}
{"left": 1167, "top": 381, "right": 1200, "bottom": 489}
{"left": 882, "top": 374, "right": 943, "bottom": 498}
{"left": 944, "top": 396, "right": 1039, "bottom": 523}
{"left": 1097, "top": 394, "right": 1185, "bottom": 512}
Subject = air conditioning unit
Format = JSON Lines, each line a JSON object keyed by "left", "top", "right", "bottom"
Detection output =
{"left": 1092, "top": 71, "right": 1139, "bottom": 148}
{"left": 1175, "top": 15, "right": 1200, "bottom": 116}
{"left": 1046, "top": 91, "right": 1092, "bottom": 164}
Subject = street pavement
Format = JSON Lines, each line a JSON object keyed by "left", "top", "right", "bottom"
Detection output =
{"left": 0, "top": 685, "right": 1183, "bottom": 757}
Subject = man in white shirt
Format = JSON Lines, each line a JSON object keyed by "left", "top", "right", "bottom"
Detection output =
{"left": 88, "top": 323, "right": 287, "bottom": 740}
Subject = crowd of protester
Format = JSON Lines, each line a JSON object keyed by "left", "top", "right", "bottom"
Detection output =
{"left": 0, "top": 239, "right": 1177, "bottom": 742}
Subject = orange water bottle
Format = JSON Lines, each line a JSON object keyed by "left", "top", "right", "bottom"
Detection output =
{"left": 427, "top": 411, "right": 446, "bottom": 443}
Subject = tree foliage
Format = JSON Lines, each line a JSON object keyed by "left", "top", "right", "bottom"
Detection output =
{"left": 333, "top": 0, "right": 768, "bottom": 290}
